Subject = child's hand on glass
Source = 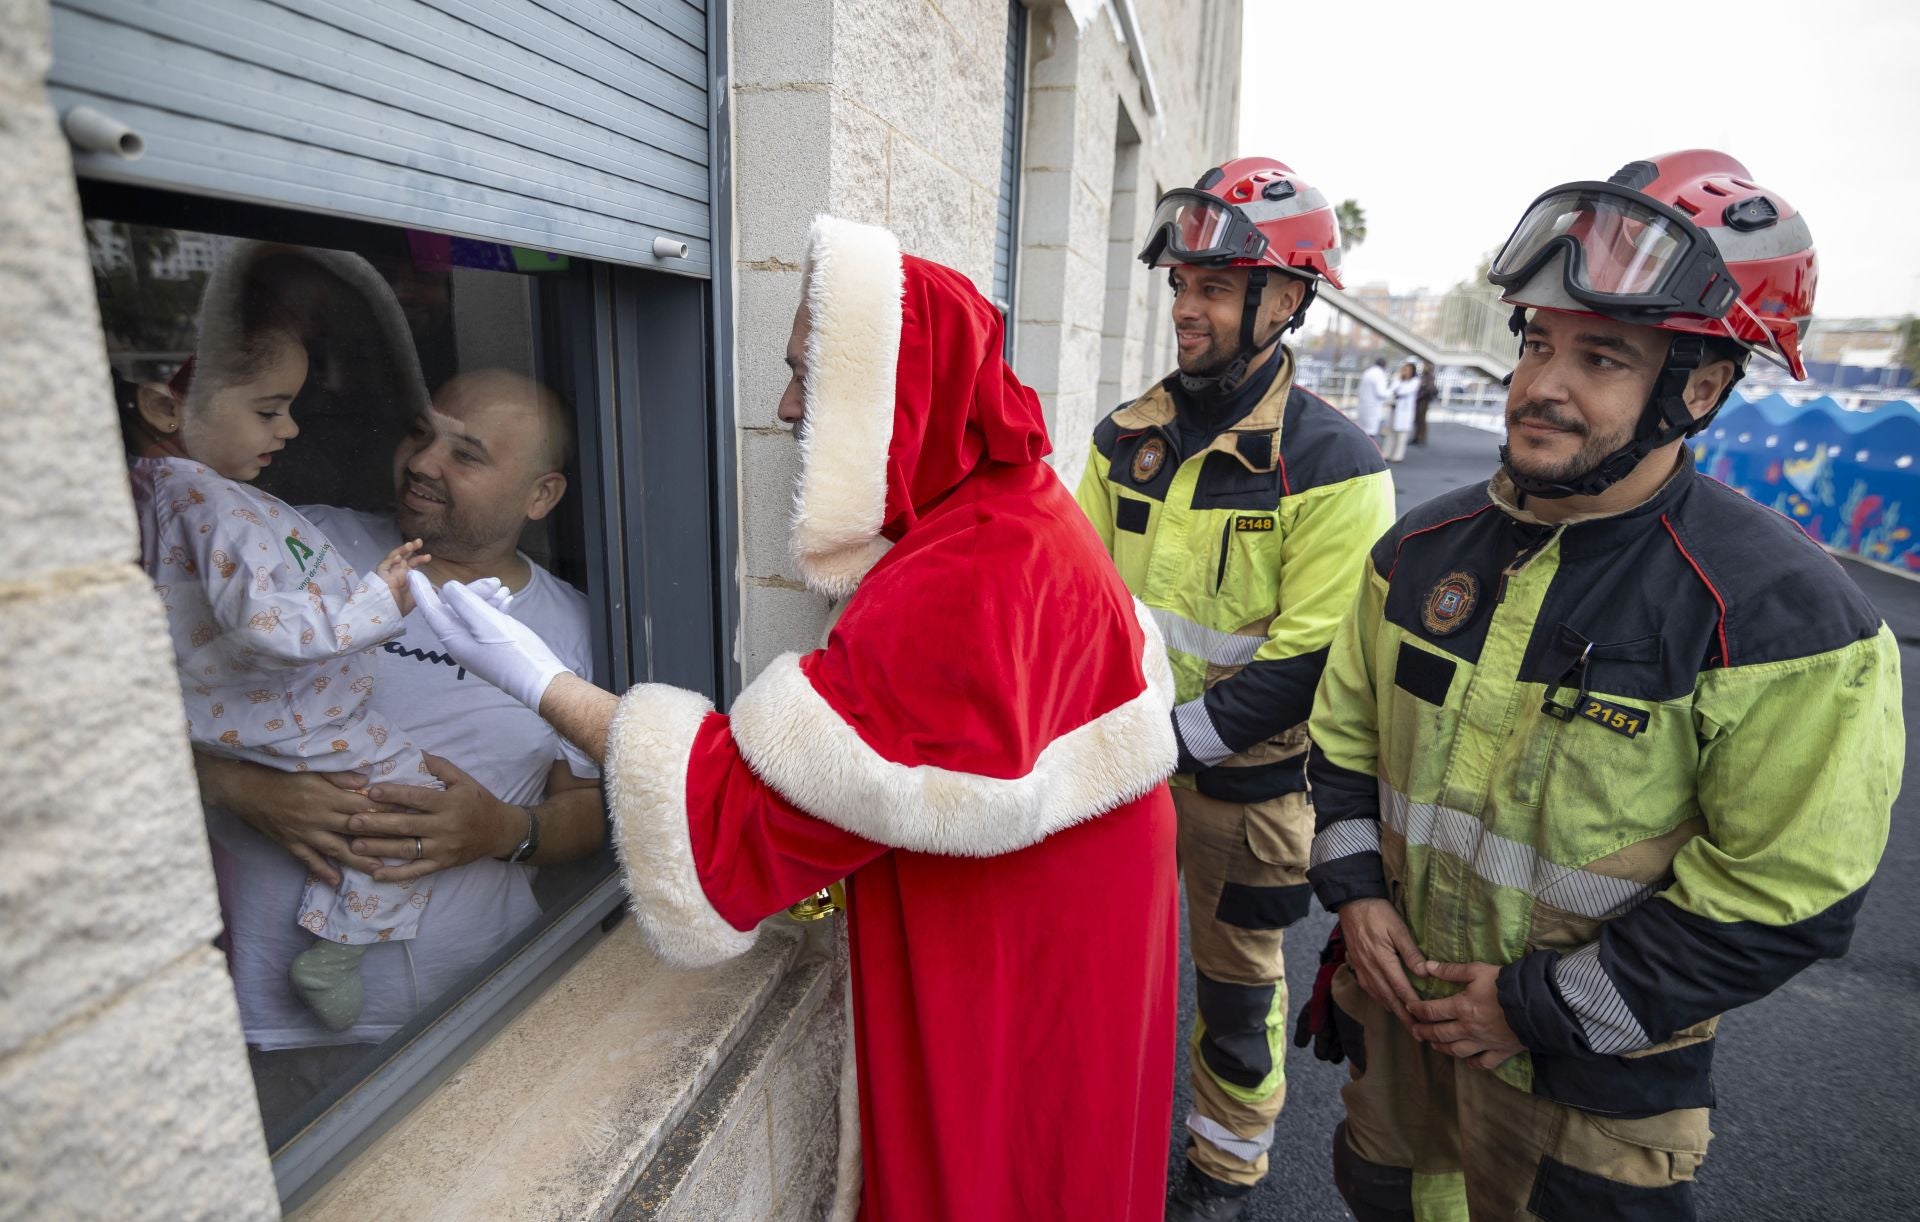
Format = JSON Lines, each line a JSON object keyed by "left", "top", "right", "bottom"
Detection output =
{"left": 379, "top": 539, "right": 432, "bottom": 614}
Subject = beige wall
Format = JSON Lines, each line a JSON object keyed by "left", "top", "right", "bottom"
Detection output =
{"left": 1014, "top": 0, "right": 1243, "bottom": 489}
{"left": 730, "top": 0, "right": 1016, "bottom": 672}
{"left": 732, "top": 0, "right": 1243, "bottom": 659}
{"left": 0, "top": 1, "right": 281, "bottom": 1216}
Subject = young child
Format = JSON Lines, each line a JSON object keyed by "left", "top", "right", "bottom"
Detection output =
{"left": 130, "top": 305, "right": 490, "bottom": 1032}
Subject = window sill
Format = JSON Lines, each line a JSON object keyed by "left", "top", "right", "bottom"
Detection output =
{"left": 289, "top": 919, "right": 808, "bottom": 1220}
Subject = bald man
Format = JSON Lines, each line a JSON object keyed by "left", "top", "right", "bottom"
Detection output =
{"left": 193, "top": 369, "right": 605, "bottom": 1129}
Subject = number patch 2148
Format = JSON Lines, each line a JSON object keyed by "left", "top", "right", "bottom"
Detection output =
{"left": 1580, "top": 697, "right": 1649, "bottom": 739}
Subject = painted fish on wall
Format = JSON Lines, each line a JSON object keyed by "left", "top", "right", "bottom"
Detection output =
{"left": 1694, "top": 393, "right": 1920, "bottom": 572}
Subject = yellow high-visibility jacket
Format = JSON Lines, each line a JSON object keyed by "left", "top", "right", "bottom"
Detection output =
{"left": 1307, "top": 463, "right": 1902, "bottom": 1115}
{"left": 1075, "top": 350, "right": 1393, "bottom": 919}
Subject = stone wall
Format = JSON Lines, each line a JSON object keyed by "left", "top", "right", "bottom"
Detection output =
{"left": 730, "top": 0, "right": 1245, "bottom": 672}
{"left": 0, "top": 2, "right": 280, "bottom": 1217}
{"left": 730, "top": 0, "right": 1022, "bottom": 671}
{"left": 1012, "top": 0, "right": 1244, "bottom": 489}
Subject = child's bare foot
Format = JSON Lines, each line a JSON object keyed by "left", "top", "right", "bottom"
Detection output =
{"left": 379, "top": 539, "right": 431, "bottom": 614}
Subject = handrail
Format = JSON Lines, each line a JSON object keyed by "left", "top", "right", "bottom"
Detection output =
{"left": 1316, "top": 286, "right": 1514, "bottom": 381}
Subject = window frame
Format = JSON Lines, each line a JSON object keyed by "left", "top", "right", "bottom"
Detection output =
{"left": 993, "top": 0, "right": 1029, "bottom": 359}
{"left": 76, "top": 181, "right": 740, "bottom": 1209}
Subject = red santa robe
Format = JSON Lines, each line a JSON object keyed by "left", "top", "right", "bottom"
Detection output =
{"left": 603, "top": 215, "right": 1179, "bottom": 1221}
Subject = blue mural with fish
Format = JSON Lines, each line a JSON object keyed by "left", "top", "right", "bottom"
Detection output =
{"left": 1694, "top": 392, "right": 1920, "bottom": 573}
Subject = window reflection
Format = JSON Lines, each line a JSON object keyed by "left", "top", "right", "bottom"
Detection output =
{"left": 90, "top": 220, "right": 610, "bottom": 1137}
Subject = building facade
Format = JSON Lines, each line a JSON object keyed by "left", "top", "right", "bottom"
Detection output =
{"left": 0, "top": 0, "right": 1240, "bottom": 1216}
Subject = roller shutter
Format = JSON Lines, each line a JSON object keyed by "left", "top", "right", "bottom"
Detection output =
{"left": 49, "top": 0, "right": 712, "bottom": 275}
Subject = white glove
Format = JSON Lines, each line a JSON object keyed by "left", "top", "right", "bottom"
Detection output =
{"left": 463, "top": 576, "right": 515, "bottom": 613}
{"left": 407, "top": 572, "right": 568, "bottom": 711}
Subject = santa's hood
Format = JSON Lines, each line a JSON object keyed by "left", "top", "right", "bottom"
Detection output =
{"left": 790, "top": 216, "right": 1051, "bottom": 598}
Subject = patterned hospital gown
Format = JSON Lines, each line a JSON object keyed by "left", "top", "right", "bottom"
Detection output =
{"left": 131, "top": 456, "right": 440, "bottom": 946}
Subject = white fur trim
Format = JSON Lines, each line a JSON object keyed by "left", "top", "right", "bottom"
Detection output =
{"left": 790, "top": 215, "right": 905, "bottom": 599}
{"left": 604, "top": 683, "right": 761, "bottom": 968}
{"left": 729, "top": 599, "right": 1177, "bottom": 856}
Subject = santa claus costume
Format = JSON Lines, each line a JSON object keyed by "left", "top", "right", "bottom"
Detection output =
{"left": 604, "top": 216, "right": 1181, "bottom": 1219}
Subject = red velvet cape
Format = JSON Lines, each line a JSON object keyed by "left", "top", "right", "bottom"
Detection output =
{"left": 603, "top": 216, "right": 1179, "bottom": 1220}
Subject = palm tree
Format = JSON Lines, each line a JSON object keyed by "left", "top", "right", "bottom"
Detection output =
{"left": 1335, "top": 199, "right": 1367, "bottom": 250}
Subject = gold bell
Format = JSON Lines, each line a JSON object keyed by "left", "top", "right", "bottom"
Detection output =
{"left": 787, "top": 880, "right": 847, "bottom": 922}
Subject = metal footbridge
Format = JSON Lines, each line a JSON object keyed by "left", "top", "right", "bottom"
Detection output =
{"left": 1317, "top": 287, "right": 1515, "bottom": 381}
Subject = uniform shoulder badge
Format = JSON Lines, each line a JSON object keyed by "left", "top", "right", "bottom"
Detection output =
{"left": 1130, "top": 436, "right": 1169, "bottom": 484}
{"left": 1422, "top": 571, "right": 1480, "bottom": 636}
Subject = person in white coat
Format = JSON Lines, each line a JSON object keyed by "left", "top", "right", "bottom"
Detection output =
{"left": 1383, "top": 359, "right": 1419, "bottom": 462}
{"left": 1355, "top": 355, "right": 1391, "bottom": 438}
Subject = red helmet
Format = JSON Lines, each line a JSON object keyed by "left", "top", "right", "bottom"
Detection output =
{"left": 1490, "top": 150, "right": 1815, "bottom": 378}
{"left": 1138, "top": 156, "right": 1345, "bottom": 289}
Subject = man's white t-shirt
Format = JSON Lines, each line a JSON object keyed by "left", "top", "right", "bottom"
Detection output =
{"left": 207, "top": 506, "right": 597, "bottom": 1050}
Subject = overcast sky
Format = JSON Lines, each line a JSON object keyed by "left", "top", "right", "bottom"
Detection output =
{"left": 1237, "top": 0, "right": 1920, "bottom": 319}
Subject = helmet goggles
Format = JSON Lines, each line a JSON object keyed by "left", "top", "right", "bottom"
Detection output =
{"left": 1489, "top": 182, "right": 1739, "bottom": 324}
{"left": 1137, "top": 190, "right": 1270, "bottom": 266}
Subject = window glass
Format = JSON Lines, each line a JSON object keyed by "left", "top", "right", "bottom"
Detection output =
{"left": 86, "top": 216, "right": 613, "bottom": 1145}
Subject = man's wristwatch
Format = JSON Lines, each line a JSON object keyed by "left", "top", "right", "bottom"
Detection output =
{"left": 504, "top": 806, "right": 540, "bottom": 864}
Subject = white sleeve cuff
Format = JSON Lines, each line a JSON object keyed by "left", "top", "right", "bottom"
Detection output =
{"left": 604, "top": 683, "right": 760, "bottom": 968}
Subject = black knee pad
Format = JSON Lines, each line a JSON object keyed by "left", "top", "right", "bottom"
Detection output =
{"left": 1332, "top": 1121, "right": 1415, "bottom": 1222}
{"left": 1195, "top": 971, "right": 1276, "bottom": 1089}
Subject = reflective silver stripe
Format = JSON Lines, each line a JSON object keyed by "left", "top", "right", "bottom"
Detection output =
{"left": 1151, "top": 607, "right": 1265, "bottom": 668}
{"left": 1310, "top": 818, "right": 1381, "bottom": 869}
{"left": 1378, "top": 785, "right": 1655, "bottom": 920}
{"left": 1240, "top": 185, "right": 1329, "bottom": 225}
{"left": 1175, "top": 697, "right": 1233, "bottom": 768}
{"left": 1186, "top": 1111, "right": 1275, "bottom": 1162}
{"left": 1554, "top": 942, "right": 1652, "bottom": 1055}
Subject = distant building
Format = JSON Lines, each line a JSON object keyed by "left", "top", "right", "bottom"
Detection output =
{"left": 1800, "top": 318, "right": 1912, "bottom": 391}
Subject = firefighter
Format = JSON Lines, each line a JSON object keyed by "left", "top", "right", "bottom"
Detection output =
{"left": 1075, "top": 156, "right": 1396, "bottom": 1218}
{"left": 1302, "top": 150, "right": 1902, "bottom": 1220}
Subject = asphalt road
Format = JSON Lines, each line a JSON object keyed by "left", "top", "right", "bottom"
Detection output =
{"left": 1166, "top": 422, "right": 1920, "bottom": 1220}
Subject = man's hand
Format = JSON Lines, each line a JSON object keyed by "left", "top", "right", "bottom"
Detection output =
{"left": 1336, "top": 897, "right": 1428, "bottom": 1027}
{"left": 348, "top": 754, "right": 522, "bottom": 883}
{"left": 1408, "top": 960, "right": 1526, "bottom": 1069}
{"left": 194, "top": 753, "right": 388, "bottom": 886}
{"left": 407, "top": 573, "right": 568, "bottom": 711}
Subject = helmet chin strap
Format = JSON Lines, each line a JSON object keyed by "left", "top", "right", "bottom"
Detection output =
{"left": 1500, "top": 307, "right": 1722, "bottom": 500}
{"left": 1177, "top": 268, "right": 1312, "bottom": 398}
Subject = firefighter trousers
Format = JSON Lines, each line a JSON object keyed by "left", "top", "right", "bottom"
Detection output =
{"left": 1174, "top": 786, "right": 1314, "bottom": 1188}
{"left": 1328, "top": 965, "right": 1713, "bottom": 1221}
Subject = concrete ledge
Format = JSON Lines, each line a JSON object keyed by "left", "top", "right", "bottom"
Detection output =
{"left": 616, "top": 934, "right": 846, "bottom": 1220}
{"left": 292, "top": 921, "right": 810, "bottom": 1221}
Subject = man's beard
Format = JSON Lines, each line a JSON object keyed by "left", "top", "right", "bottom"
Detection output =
{"left": 1503, "top": 400, "right": 1633, "bottom": 485}
{"left": 1177, "top": 330, "right": 1234, "bottom": 378}
{"left": 395, "top": 480, "right": 507, "bottom": 557}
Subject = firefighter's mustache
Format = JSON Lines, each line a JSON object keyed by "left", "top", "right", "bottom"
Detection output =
{"left": 1507, "top": 401, "right": 1589, "bottom": 436}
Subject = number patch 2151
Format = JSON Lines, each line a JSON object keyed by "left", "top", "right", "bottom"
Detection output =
{"left": 1580, "top": 697, "right": 1649, "bottom": 739}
